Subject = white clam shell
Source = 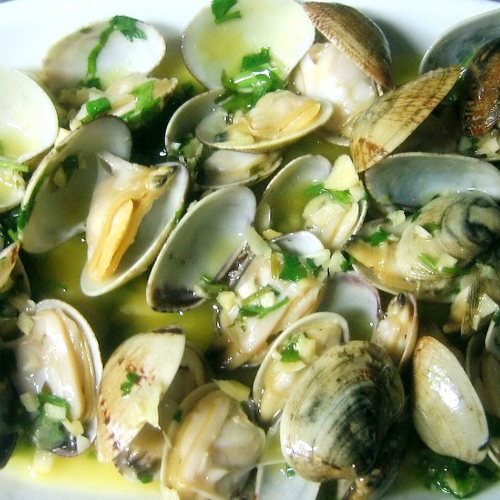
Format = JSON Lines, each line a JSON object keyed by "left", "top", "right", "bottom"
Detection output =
{"left": 41, "top": 17, "right": 166, "bottom": 93}
{"left": 412, "top": 335, "right": 488, "bottom": 464}
{"left": 146, "top": 185, "right": 256, "bottom": 312}
{"left": 0, "top": 65, "right": 58, "bottom": 165}
{"left": 181, "top": 0, "right": 315, "bottom": 89}
{"left": 19, "top": 116, "right": 132, "bottom": 254}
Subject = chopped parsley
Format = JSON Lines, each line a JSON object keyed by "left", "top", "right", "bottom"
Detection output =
{"left": 340, "top": 253, "right": 354, "bottom": 272}
{"left": 364, "top": 226, "right": 391, "bottom": 246}
{"left": 238, "top": 285, "right": 289, "bottom": 319}
{"left": 280, "top": 333, "right": 305, "bottom": 363}
{"left": 306, "top": 183, "right": 353, "bottom": 204}
{"left": 217, "top": 47, "right": 285, "bottom": 113}
{"left": 83, "top": 16, "right": 147, "bottom": 89}
{"left": 120, "top": 80, "right": 162, "bottom": 126}
{"left": 279, "top": 252, "right": 322, "bottom": 282}
{"left": 120, "top": 371, "right": 140, "bottom": 396}
{"left": 212, "top": 0, "right": 242, "bottom": 24}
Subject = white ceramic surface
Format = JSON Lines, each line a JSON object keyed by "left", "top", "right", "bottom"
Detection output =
{"left": 1, "top": 0, "right": 500, "bottom": 499}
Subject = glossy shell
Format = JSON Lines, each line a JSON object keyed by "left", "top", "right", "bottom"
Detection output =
{"left": 11, "top": 298, "right": 103, "bottom": 456}
{"left": 181, "top": 0, "right": 315, "bottom": 89}
{"left": 80, "top": 153, "right": 189, "bottom": 296}
{"left": 0, "top": 65, "right": 59, "bottom": 165}
{"left": 412, "top": 336, "right": 488, "bottom": 464}
{"left": 302, "top": 2, "right": 393, "bottom": 89}
{"left": 350, "top": 66, "right": 461, "bottom": 172}
{"left": 41, "top": 16, "right": 166, "bottom": 94}
{"left": 280, "top": 340, "right": 404, "bottom": 482}
{"left": 146, "top": 185, "right": 256, "bottom": 312}
{"left": 19, "top": 116, "right": 132, "bottom": 254}
{"left": 252, "top": 311, "right": 350, "bottom": 424}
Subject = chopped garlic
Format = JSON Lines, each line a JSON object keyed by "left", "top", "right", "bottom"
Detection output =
{"left": 436, "top": 253, "right": 458, "bottom": 270}
{"left": 388, "top": 210, "right": 406, "bottom": 227}
{"left": 76, "top": 435, "right": 91, "bottom": 454}
{"left": 63, "top": 419, "right": 84, "bottom": 437}
{"left": 215, "top": 379, "right": 251, "bottom": 402}
{"left": 17, "top": 311, "right": 34, "bottom": 335}
{"left": 44, "top": 402, "right": 67, "bottom": 421}
{"left": 20, "top": 392, "right": 39, "bottom": 413}
{"left": 217, "top": 291, "right": 237, "bottom": 312}
{"left": 414, "top": 225, "right": 432, "bottom": 239}
{"left": 295, "top": 334, "right": 316, "bottom": 362}
{"left": 324, "top": 154, "right": 358, "bottom": 191}
{"left": 328, "top": 250, "right": 347, "bottom": 274}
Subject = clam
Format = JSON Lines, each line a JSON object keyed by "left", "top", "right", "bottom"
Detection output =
{"left": 364, "top": 152, "right": 500, "bottom": 213}
{"left": 252, "top": 311, "right": 350, "bottom": 424}
{"left": 212, "top": 230, "right": 329, "bottom": 369}
{"left": 181, "top": 0, "right": 315, "bottom": 90}
{"left": 10, "top": 298, "right": 102, "bottom": 456}
{"left": 195, "top": 89, "right": 333, "bottom": 154}
{"left": 146, "top": 185, "right": 256, "bottom": 312}
{"left": 0, "top": 65, "right": 59, "bottom": 166}
{"left": 41, "top": 16, "right": 166, "bottom": 95}
{"left": 95, "top": 327, "right": 206, "bottom": 482}
{"left": 317, "top": 271, "right": 381, "bottom": 341}
{"left": 255, "top": 153, "right": 367, "bottom": 251}
{"left": 280, "top": 340, "right": 404, "bottom": 482}
{"left": 350, "top": 66, "right": 461, "bottom": 172}
{"left": 80, "top": 152, "right": 189, "bottom": 296}
{"left": 290, "top": 2, "right": 393, "bottom": 142}
{"left": 412, "top": 336, "right": 489, "bottom": 464}
{"left": 162, "top": 381, "right": 265, "bottom": 500}
{"left": 18, "top": 116, "right": 132, "bottom": 254}
{"left": 371, "top": 293, "right": 418, "bottom": 372}
{"left": 70, "top": 72, "right": 178, "bottom": 131}
{"left": 165, "top": 90, "right": 283, "bottom": 189}
{"left": 347, "top": 192, "right": 500, "bottom": 300}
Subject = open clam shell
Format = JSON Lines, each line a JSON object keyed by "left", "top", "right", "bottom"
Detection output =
{"left": 364, "top": 152, "right": 500, "bottom": 213}
{"left": 350, "top": 66, "right": 461, "bottom": 172}
{"left": 11, "top": 298, "right": 102, "bottom": 457}
{"left": 165, "top": 90, "right": 283, "bottom": 189}
{"left": 419, "top": 8, "right": 500, "bottom": 75}
{"left": 80, "top": 152, "right": 190, "bottom": 296}
{"left": 195, "top": 90, "right": 333, "bottom": 154}
{"left": 181, "top": 0, "right": 315, "bottom": 89}
{"left": 18, "top": 116, "right": 132, "bottom": 254}
{"left": 41, "top": 16, "right": 166, "bottom": 94}
{"left": 162, "top": 381, "right": 266, "bottom": 500}
{"left": 95, "top": 328, "right": 206, "bottom": 471}
{"left": 146, "top": 185, "right": 256, "bottom": 312}
{"left": 0, "top": 65, "right": 59, "bottom": 166}
{"left": 255, "top": 153, "right": 366, "bottom": 251}
{"left": 302, "top": 2, "right": 393, "bottom": 90}
{"left": 252, "top": 311, "right": 350, "bottom": 425}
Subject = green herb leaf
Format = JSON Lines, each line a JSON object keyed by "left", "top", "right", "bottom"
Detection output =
{"left": 211, "top": 0, "right": 242, "bottom": 24}
{"left": 364, "top": 227, "right": 391, "bottom": 246}
{"left": 120, "top": 80, "right": 162, "bottom": 126}
{"left": 38, "top": 392, "right": 71, "bottom": 418}
{"left": 280, "top": 333, "right": 304, "bottom": 363}
{"left": 110, "top": 15, "right": 147, "bottom": 41}
{"left": 239, "top": 296, "right": 290, "bottom": 318}
{"left": 418, "top": 253, "right": 437, "bottom": 272}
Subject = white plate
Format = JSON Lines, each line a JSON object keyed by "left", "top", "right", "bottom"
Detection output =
{"left": 1, "top": 0, "right": 500, "bottom": 499}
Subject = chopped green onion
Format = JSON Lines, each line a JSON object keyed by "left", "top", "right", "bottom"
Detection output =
{"left": 211, "top": 0, "right": 242, "bottom": 24}
{"left": 38, "top": 392, "right": 71, "bottom": 418}
{"left": 83, "top": 97, "right": 111, "bottom": 122}
{"left": 120, "top": 80, "right": 162, "bottom": 126}
{"left": 418, "top": 253, "right": 437, "bottom": 272}
{"left": 0, "top": 160, "right": 29, "bottom": 172}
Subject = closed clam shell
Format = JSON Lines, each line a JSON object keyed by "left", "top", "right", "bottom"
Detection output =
{"left": 412, "top": 336, "right": 488, "bottom": 464}
{"left": 280, "top": 340, "right": 404, "bottom": 482}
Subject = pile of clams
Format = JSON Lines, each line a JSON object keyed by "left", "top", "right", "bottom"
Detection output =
{"left": 2, "top": 1, "right": 500, "bottom": 500}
